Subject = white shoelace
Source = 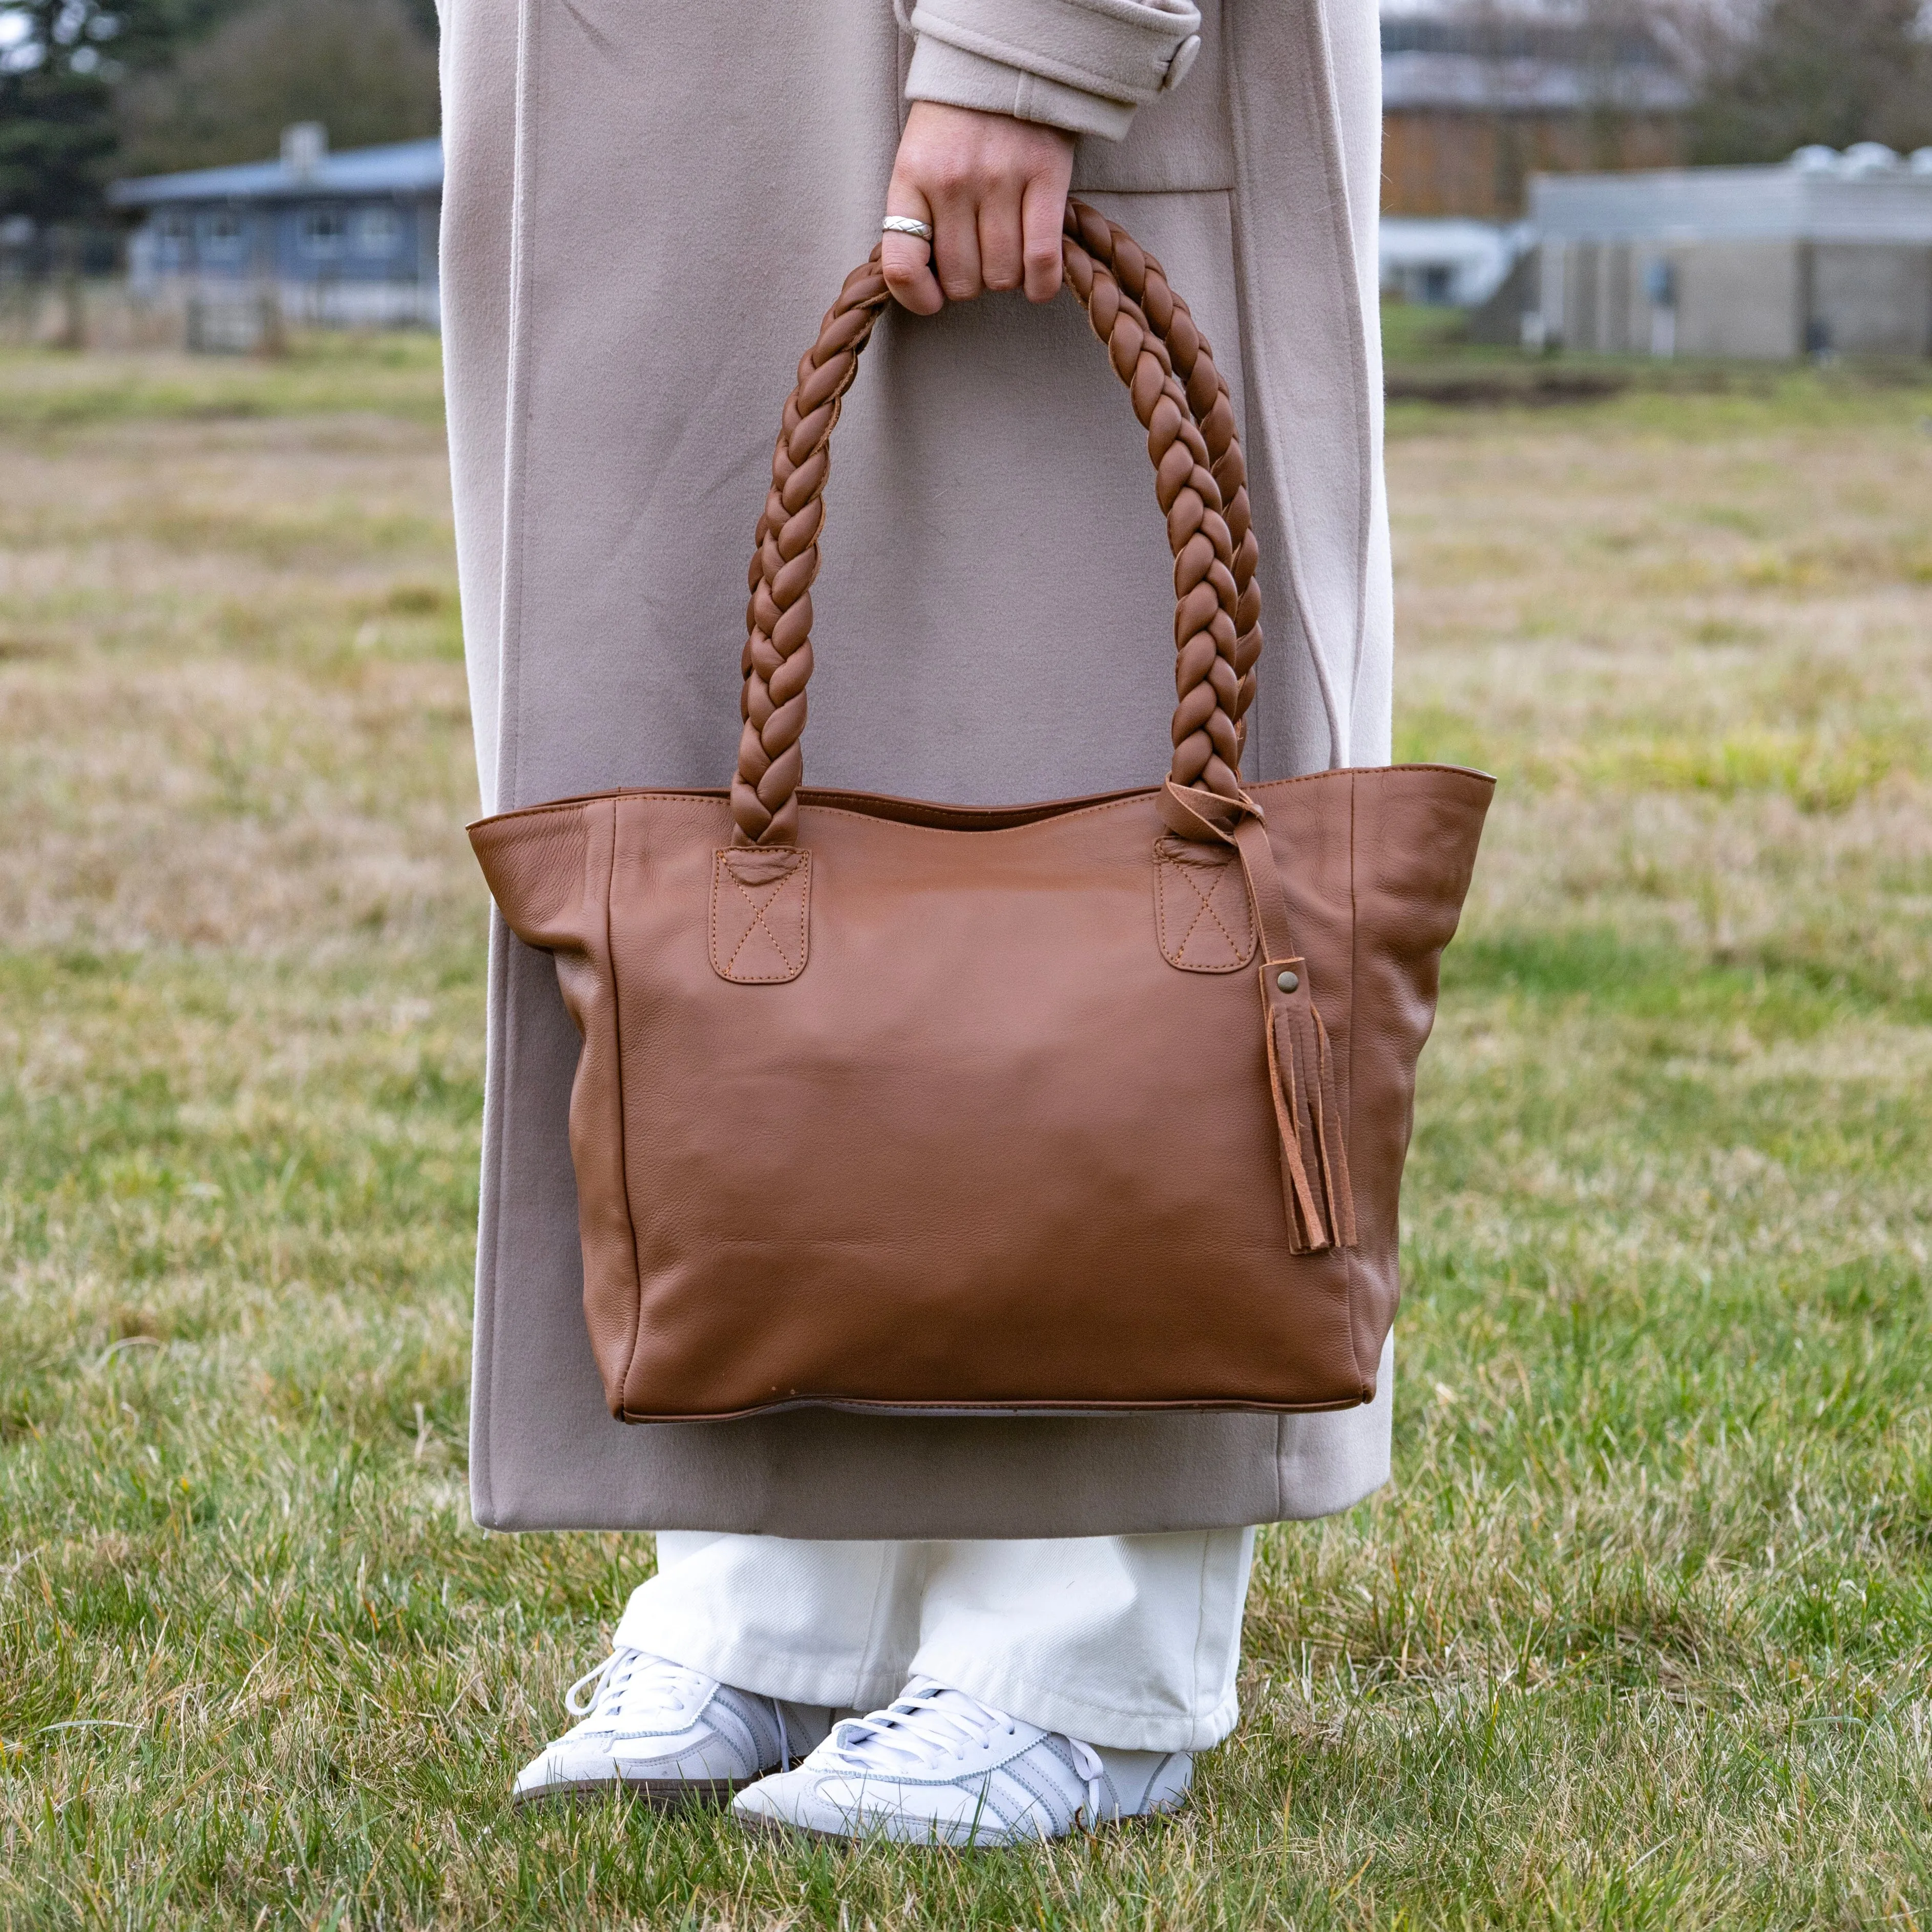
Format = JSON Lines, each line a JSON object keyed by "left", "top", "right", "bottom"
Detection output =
{"left": 824, "top": 1679, "right": 1105, "bottom": 1829}
{"left": 565, "top": 1647, "right": 702, "bottom": 1723}
{"left": 561, "top": 1649, "right": 792, "bottom": 1769}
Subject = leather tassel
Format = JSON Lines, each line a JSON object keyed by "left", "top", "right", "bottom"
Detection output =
{"left": 1260, "top": 963, "right": 1358, "bottom": 1254}
{"left": 1262, "top": 985, "right": 1325, "bottom": 1251}
{"left": 1305, "top": 996, "right": 1357, "bottom": 1248}
{"left": 1170, "top": 791, "right": 1360, "bottom": 1255}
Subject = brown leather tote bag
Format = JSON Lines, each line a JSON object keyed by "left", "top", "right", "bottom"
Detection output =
{"left": 470, "top": 203, "right": 1493, "bottom": 1424}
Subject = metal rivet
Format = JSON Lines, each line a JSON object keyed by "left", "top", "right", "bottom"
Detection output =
{"left": 1276, "top": 970, "right": 1299, "bottom": 993}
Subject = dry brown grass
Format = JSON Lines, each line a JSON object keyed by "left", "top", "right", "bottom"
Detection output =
{"left": 2, "top": 346, "right": 1929, "bottom": 1927}
{"left": 0, "top": 406, "right": 474, "bottom": 957}
{"left": 1392, "top": 412, "right": 1932, "bottom": 995}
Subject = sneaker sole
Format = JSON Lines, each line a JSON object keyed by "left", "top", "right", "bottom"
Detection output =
{"left": 731, "top": 1800, "right": 1184, "bottom": 1850}
{"left": 511, "top": 1774, "right": 762, "bottom": 1814}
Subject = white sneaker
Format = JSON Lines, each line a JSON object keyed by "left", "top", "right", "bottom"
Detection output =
{"left": 731, "top": 1678, "right": 1193, "bottom": 1846}
{"left": 512, "top": 1648, "right": 837, "bottom": 1810}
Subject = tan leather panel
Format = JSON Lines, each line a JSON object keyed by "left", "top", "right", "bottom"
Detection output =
{"left": 471, "top": 763, "right": 1491, "bottom": 1420}
{"left": 471, "top": 796, "right": 649, "bottom": 1393}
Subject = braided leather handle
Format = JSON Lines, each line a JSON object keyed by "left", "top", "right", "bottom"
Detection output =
{"left": 731, "top": 199, "right": 1263, "bottom": 847}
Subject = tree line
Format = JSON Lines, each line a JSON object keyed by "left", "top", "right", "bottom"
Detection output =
{"left": 1677, "top": 0, "right": 1932, "bottom": 161}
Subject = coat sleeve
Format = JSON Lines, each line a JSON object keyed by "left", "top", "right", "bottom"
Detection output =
{"left": 903, "top": 0, "right": 1203, "bottom": 140}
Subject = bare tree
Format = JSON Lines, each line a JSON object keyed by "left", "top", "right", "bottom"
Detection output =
{"left": 1637, "top": 0, "right": 1932, "bottom": 158}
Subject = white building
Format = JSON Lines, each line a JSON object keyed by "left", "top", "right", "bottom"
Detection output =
{"left": 1380, "top": 216, "right": 1530, "bottom": 307}
{"left": 1526, "top": 147, "right": 1932, "bottom": 358}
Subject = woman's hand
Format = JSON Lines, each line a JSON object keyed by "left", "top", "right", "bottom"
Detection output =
{"left": 882, "top": 102, "right": 1076, "bottom": 314}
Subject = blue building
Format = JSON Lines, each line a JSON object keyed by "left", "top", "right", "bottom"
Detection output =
{"left": 110, "top": 124, "right": 442, "bottom": 334}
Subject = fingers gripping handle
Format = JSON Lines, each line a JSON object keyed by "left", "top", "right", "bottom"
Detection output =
{"left": 729, "top": 200, "right": 1265, "bottom": 847}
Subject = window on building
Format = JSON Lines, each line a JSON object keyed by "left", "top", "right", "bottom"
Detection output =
{"left": 351, "top": 205, "right": 402, "bottom": 257}
{"left": 298, "top": 208, "right": 346, "bottom": 257}
{"left": 203, "top": 208, "right": 245, "bottom": 260}
{"left": 159, "top": 211, "right": 190, "bottom": 242}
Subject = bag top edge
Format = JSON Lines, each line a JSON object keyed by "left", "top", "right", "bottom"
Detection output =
{"left": 464, "top": 763, "right": 1497, "bottom": 837}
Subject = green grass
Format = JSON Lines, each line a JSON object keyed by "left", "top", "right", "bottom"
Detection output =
{"left": 0, "top": 333, "right": 446, "bottom": 432}
{"left": 1379, "top": 297, "right": 1932, "bottom": 437}
{"left": 2, "top": 342, "right": 1929, "bottom": 1927}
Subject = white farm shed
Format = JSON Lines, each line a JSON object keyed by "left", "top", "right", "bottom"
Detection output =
{"left": 1528, "top": 149, "right": 1932, "bottom": 358}
{"left": 1380, "top": 216, "right": 1528, "bottom": 307}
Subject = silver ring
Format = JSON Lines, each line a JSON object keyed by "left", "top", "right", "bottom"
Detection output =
{"left": 881, "top": 216, "right": 934, "bottom": 242}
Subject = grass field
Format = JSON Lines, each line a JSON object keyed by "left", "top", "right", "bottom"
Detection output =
{"left": 2, "top": 333, "right": 1930, "bottom": 1929}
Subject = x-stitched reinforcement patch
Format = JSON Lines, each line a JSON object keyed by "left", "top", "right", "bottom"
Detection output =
{"left": 709, "top": 847, "right": 811, "bottom": 983}
{"left": 1153, "top": 834, "right": 1256, "bottom": 972}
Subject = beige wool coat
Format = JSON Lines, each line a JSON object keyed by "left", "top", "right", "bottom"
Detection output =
{"left": 442, "top": 0, "right": 1399, "bottom": 1538}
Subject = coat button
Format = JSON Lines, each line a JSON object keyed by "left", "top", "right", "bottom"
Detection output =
{"left": 1160, "top": 32, "right": 1201, "bottom": 92}
{"left": 1277, "top": 970, "right": 1299, "bottom": 993}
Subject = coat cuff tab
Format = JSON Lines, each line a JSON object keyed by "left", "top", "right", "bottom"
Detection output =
{"left": 907, "top": 0, "right": 1202, "bottom": 108}
{"left": 905, "top": 36, "right": 1137, "bottom": 141}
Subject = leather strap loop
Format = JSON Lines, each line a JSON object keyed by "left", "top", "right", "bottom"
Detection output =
{"left": 731, "top": 200, "right": 1265, "bottom": 847}
{"left": 1157, "top": 781, "right": 1297, "bottom": 963}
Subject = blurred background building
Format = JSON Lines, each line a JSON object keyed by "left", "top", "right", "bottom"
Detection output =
{"left": 1375, "top": 10, "right": 1692, "bottom": 310}
{"left": 110, "top": 124, "right": 441, "bottom": 347}
{"left": 1381, "top": 13, "right": 1692, "bottom": 219}
{"left": 1372, "top": 0, "right": 1932, "bottom": 356}
{"left": 1519, "top": 145, "right": 1932, "bottom": 356}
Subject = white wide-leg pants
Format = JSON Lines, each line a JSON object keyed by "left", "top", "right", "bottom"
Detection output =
{"left": 611, "top": 1530, "right": 1258, "bottom": 1754}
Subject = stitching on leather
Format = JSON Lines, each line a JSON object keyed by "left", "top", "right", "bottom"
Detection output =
{"left": 1173, "top": 853, "right": 1243, "bottom": 958}
{"left": 1160, "top": 853, "right": 1203, "bottom": 957}
{"left": 1166, "top": 851, "right": 1228, "bottom": 961}
{"left": 727, "top": 870, "right": 795, "bottom": 976}
{"left": 710, "top": 850, "right": 809, "bottom": 983}
{"left": 708, "top": 854, "right": 721, "bottom": 976}
{"left": 1166, "top": 851, "right": 1234, "bottom": 962}
{"left": 725, "top": 873, "right": 772, "bottom": 973}
{"left": 1156, "top": 840, "right": 1254, "bottom": 971}
{"left": 724, "top": 874, "right": 762, "bottom": 973}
